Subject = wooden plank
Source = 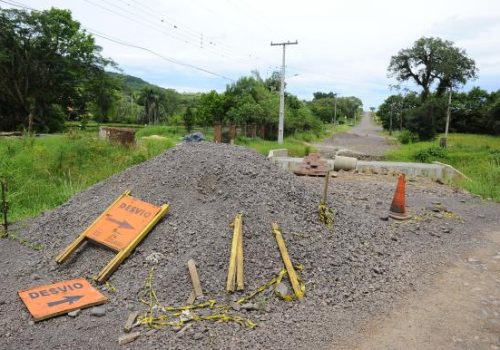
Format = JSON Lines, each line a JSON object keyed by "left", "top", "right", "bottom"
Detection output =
{"left": 55, "top": 190, "right": 131, "bottom": 263}
{"left": 271, "top": 223, "right": 304, "bottom": 299}
{"left": 95, "top": 204, "right": 170, "bottom": 283}
{"left": 236, "top": 215, "right": 244, "bottom": 291}
{"left": 226, "top": 213, "right": 242, "bottom": 292}
{"left": 123, "top": 311, "right": 139, "bottom": 333}
{"left": 185, "top": 290, "right": 196, "bottom": 305}
{"left": 187, "top": 259, "right": 203, "bottom": 298}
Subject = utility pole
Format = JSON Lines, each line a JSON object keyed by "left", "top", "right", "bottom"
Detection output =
{"left": 441, "top": 86, "right": 452, "bottom": 148}
{"left": 389, "top": 103, "right": 393, "bottom": 136}
{"left": 333, "top": 93, "right": 338, "bottom": 126}
{"left": 271, "top": 40, "right": 298, "bottom": 144}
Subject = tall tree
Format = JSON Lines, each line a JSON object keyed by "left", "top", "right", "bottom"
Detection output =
{"left": 388, "top": 37, "right": 477, "bottom": 100}
{"left": 0, "top": 7, "right": 112, "bottom": 132}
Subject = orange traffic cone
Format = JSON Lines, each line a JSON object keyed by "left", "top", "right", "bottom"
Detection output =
{"left": 389, "top": 174, "right": 411, "bottom": 220}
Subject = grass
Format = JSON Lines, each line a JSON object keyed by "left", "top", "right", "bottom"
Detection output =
{"left": 0, "top": 131, "right": 175, "bottom": 222}
{"left": 386, "top": 133, "right": 500, "bottom": 201}
{"left": 0, "top": 122, "right": 346, "bottom": 223}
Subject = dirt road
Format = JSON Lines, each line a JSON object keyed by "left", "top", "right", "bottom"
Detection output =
{"left": 315, "top": 112, "right": 395, "bottom": 159}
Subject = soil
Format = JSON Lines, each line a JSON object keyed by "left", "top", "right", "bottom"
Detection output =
{"left": 315, "top": 112, "right": 395, "bottom": 159}
{"left": 0, "top": 142, "right": 499, "bottom": 349}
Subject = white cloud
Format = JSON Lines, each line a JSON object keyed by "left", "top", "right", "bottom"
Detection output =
{"left": 6, "top": 0, "right": 500, "bottom": 107}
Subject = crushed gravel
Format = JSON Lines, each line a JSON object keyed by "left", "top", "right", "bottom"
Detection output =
{"left": 0, "top": 142, "right": 498, "bottom": 349}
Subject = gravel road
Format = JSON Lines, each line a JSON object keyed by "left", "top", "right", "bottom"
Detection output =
{"left": 315, "top": 112, "right": 395, "bottom": 159}
{"left": 0, "top": 143, "right": 498, "bottom": 349}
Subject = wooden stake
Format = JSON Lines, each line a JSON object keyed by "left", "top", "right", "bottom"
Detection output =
{"left": 236, "top": 216, "right": 244, "bottom": 291}
{"left": 271, "top": 223, "right": 304, "bottom": 299}
{"left": 322, "top": 170, "right": 331, "bottom": 204}
{"left": 226, "top": 214, "right": 242, "bottom": 292}
{"left": 185, "top": 290, "right": 196, "bottom": 305}
{"left": 187, "top": 259, "right": 203, "bottom": 298}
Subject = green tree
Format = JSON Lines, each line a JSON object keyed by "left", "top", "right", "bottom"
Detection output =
{"left": 183, "top": 106, "right": 195, "bottom": 133}
{"left": 196, "top": 90, "right": 225, "bottom": 127}
{"left": 137, "top": 87, "right": 165, "bottom": 124}
{"left": 388, "top": 37, "right": 477, "bottom": 100}
{"left": 0, "top": 7, "right": 112, "bottom": 132}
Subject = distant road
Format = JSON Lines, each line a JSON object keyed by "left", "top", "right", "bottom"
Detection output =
{"left": 315, "top": 112, "right": 395, "bottom": 159}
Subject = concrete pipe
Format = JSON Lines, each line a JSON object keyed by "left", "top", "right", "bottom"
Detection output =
{"left": 334, "top": 156, "right": 357, "bottom": 171}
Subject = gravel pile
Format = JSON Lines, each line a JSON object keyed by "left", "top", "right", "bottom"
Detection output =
{"left": 1, "top": 142, "right": 498, "bottom": 349}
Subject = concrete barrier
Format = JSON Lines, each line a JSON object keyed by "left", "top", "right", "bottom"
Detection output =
{"left": 267, "top": 149, "right": 467, "bottom": 182}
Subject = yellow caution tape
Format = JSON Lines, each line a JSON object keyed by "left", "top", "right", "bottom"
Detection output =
{"left": 319, "top": 201, "right": 334, "bottom": 228}
{"left": 138, "top": 263, "right": 306, "bottom": 330}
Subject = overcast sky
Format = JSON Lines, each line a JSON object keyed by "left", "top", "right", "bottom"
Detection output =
{"left": 3, "top": 0, "right": 500, "bottom": 107}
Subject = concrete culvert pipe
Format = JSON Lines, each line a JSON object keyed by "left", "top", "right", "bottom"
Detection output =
{"left": 334, "top": 156, "right": 357, "bottom": 171}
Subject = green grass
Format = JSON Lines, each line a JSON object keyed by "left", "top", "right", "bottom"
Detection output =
{"left": 386, "top": 133, "right": 500, "bottom": 201}
{"left": 0, "top": 123, "right": 347, "bottom": 223}
{"left": 0, "top": 131, "right": 175, "bottom": 222}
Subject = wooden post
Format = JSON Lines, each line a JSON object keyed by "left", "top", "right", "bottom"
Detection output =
{"left": 214, "top": 122, "right": 222, "bottom": 143}
{"left": 0, "top": 179, "right": 8, "bottom": 237}
{"left": 322, "top": 170, "right": 331, "bottom": 204}
{"left": 236, "top": 217, "right": 244, "bottom": 291}
{"left": 226, "top": 214, "right": 242, "bottom": 292}
{"left": 271, "top": 223, "right": 304, "bottom": 298}
{"left": 187, "top": 259, "right": 203, "bottom": 298}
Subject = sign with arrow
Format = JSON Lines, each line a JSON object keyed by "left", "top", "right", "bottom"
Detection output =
{"left": 18, "top": 278, "right": 107, "bottom": 321}
{"left": 85, "top": 195, "right": 161, "bottom": 251}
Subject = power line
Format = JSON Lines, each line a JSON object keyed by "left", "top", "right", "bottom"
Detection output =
{"left": 0, "top": 0, "right": 235, "bottom": 82}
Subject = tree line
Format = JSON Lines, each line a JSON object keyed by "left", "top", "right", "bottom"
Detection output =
{"left": 0, "top": 7, "right": 363, "bottom": 137}
{"left": 378, "top": 36, "right": 499, "bottom": 140}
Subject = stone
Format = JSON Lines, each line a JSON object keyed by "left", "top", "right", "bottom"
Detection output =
{"left": 90, "top": 307, "right": 106, "bottom": 317}
{"left": 124, "top": 311, "right": 139, "bottom": 333}
{"left": 467, "top": 257, "right": 480, "bottom": 263}
{"left": 240, "top": 303, "right": 258, "bottom": 311}
{"left": 193, "top": 332, "right": 204, "bottom": 340}
{"left": 379, "top": 215, "right": 389, "bottom": 221}
{"left": 118, "top": 332, "right": 140, "bottom": 345}
{"left": 275, "top": 283, "right": 289, "bottom": 296}
{"left": 229, "top": 302, "right": 241, "bottom": 311}
{"left": 68, "top": 309, "right": 81, "bottom": 318}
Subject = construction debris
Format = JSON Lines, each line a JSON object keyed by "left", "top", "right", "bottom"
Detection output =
{"left": 187, "top": 259, "right": 203, "bottom": 298}
{"left": 226, "top": 214, "right": 244, "bottom": 292}
{"left": 118, "top": 332, "right": 141, "bottom": 345}
{"left": 294, "top": 153, "right": 329, "bottom": 176}
{"left": 124, "top": 311, "right": 139, "bottom": 333}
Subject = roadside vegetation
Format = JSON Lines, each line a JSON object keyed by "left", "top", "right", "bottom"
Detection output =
{"left": 0, "top": 132, "right": 174, "bottom": 222}
{"left": 386, "top": 134, "right": 500, "bottom": 201}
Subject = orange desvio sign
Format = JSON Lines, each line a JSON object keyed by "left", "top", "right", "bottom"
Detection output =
{"left": 86, "top": 196, "right": 161, "bottom": 251}
{"left": 18, "top": 278, "right": 107, "bottom": 321}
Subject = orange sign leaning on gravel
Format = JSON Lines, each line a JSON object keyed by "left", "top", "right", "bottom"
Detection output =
{"left": 18, "top": 278, "right": 107, "bottom": 321}
{"left": 85, "top": 195, "right": 162, "bottom": 251}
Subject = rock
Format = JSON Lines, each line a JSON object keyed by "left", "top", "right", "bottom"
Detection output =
{"left": 193, "top": 332, "right": 204, "bottom": 340}
{"left": 275, "top": 283, "right": 289, "bottom": 296}
{"left": 31, "top": 274, "right": 41, "bottom": 280}
{"left": 176, "top": 323, "right": 192, "bottom": 336}
{"left": 240, "top": 303, "right": 258, "bottom": 311}
{"left": 379, "top": 215, "right": 389, "bottom": 221}
{"left": 28, "top": 321, "right": 35, "bottom": 326}
{"left": 145, "top": 252, "right": 165, "bottom": 264}
{"left": 118, "top": 332, "right": 140, "bottom": 345}
{"left": 124, "top": 311, "right": 139, "bottom": 333}
{"left": 68, "top": 309, "right": 81, "bottom": 318}
{"left": 90, "top": 306, "right": 106, "bottom": 317}
{"left": 229, "top": 302, "right": 241, "bottom": 311}
{"left": 145, "top": 329, "right": 157, "bottom": 336}
{"left": 467, "top": 257, "right": 480, "bottom": 263}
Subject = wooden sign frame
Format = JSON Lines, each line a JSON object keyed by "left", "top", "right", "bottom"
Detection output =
{"left": 55, "top": 191, "right": 169, "bottom": 283}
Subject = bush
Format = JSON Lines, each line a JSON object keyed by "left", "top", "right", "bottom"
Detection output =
{"left": 413, "top": 146, "right": 448, "bottom": 163}
{"left": 406, "top": 98, "right": 446, "bottom": 141}
{"left": 397, "top": 129, "right": 418, "bottom": 144}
